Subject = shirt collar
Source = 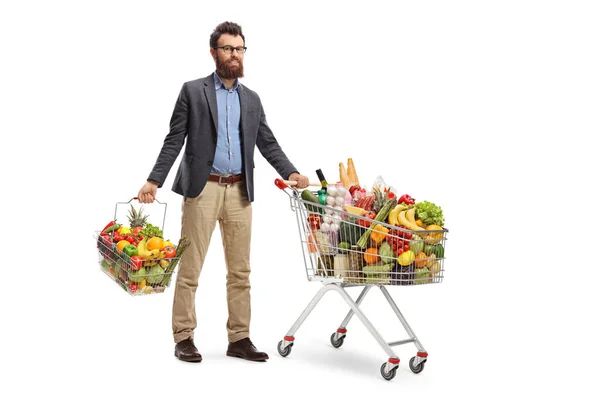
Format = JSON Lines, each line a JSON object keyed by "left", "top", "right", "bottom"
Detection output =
{"left": 213, "top": 72, "right": 239, "bottom": 91}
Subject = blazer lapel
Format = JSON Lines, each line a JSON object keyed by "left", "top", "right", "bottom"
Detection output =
{"left": 204, "top": 74, "right": 218, "bottom": 138}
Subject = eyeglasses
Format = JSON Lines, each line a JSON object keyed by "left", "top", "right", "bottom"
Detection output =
{"left": 213, "top": 45, "right": 247, "bottom": 54}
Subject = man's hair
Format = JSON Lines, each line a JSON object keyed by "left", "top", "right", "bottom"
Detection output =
{"left": 210, "top": 21, "right": 245, "bottom": 48}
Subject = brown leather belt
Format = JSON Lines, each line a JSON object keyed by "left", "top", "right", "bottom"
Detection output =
{"left": 208, "top": 174, "right": 244, "bottom": 185}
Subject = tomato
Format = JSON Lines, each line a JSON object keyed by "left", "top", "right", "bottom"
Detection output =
{"left": 358, "top": 218, "right": 370, "bottom": 228}
{"left": 403, "top": 244, "right": 410, "bottom": 252}
{"left": 129, "top": 282, "right": 138, "bottom": 292}
{"left": 162, "top": 246, "right": 176, "bottom": 259}
{"left": 405, "top": 232, "right": 413, "bottom": 240}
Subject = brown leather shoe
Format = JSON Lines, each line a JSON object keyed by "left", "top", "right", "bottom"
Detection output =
{"left": 226, "top": 337, "right": 269, "bottom": 361}
{"left": 174, "top": 338, "right": 203, "bottom": 362}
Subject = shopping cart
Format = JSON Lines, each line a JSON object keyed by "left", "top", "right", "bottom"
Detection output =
{"left": 274, "top": 179, "right": 448, "bottom": 380}
{"left": 93, "top": 197, "right": 185, "bottom": 296}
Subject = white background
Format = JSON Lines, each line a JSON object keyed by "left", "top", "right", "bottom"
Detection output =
{"left": 1, "top": 0, "right": 599, "bottom": 398}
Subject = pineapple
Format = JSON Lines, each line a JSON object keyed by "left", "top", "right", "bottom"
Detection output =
{"left": 128, "top": 205, "right": 149, "bottom": 229}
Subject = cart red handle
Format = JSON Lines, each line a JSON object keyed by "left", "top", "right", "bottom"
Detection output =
{"left": 274, "top": 178, "right": 321, "bottom": 190}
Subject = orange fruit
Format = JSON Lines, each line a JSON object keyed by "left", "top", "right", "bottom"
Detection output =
{"left": 116, "top": 240, "right": 130, "bottom": 254}
{"left": 146, "top": 237, "right": 164, "bottom": 251}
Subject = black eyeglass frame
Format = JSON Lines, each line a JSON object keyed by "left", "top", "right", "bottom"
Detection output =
{"left": 213, "top": 46, "right": 247, "bottom": 54}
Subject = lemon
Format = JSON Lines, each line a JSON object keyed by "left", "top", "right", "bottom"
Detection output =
{"left": 397, "top": 250, "right": 416, "bottom": 266}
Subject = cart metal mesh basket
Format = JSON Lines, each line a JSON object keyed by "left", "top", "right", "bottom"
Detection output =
{"left": 281, "top": 183, "right": 448, "bottom": 286}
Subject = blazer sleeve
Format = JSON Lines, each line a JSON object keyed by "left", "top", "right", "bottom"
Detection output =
{"left": 255, "top": 100, "right": 298, "bottom": 180}
{"left": 147, "top": 83, "right": 189, "bottom": 187}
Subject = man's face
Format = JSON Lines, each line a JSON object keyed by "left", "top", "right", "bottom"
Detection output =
{"left": 211, "top": 34, "right": 244, "bottom": 80}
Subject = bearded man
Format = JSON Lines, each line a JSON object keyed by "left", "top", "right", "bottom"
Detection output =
{"left": 137, "top": 21, "right": 309, "bottom": 363}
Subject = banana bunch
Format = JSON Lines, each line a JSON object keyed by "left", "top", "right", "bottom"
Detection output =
{"left": 136, "top": 237, "right": 166, "bottom": 260}
{"left": 387, "top": 203, "right": 409, "bottom": 226}
{"left": 387, "top": 204, "right": 427, "bottom": 233}
{"left": 398, "top": 208, "right": 426, "bottom": 232}
{"left": 388, "top": 203, "right": 416, "bottom": 226}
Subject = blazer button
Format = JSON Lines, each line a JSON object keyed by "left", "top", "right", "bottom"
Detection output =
{"left": 207, "top": 160, "right": 213, "bottom": 166}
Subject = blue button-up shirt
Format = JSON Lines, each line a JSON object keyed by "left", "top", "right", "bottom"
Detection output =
{"left": 211, "top": 72, "right": 242, "bottom": 175}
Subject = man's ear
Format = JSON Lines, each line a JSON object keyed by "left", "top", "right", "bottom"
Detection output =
{"left": 210, "top": 48, "right": 216, "bottom": 60}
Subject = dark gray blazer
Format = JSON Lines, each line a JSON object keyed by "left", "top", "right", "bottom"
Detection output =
{"left": 147, "top": 74, "right": 298, "bottom": 202}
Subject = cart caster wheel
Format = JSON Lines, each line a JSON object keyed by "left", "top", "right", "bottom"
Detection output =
{"left": 409, "top": 356, "right": 426, "bottom": 374}
{"left": 277, "top": 340, "right": 293, "bottom": 357}
{"left": 330, "top": 333, "right": 345, "bottom": 348}
{"left": 380, "top": 363, "right": 397, "bottom": 381}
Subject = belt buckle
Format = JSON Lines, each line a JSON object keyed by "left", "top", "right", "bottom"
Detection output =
{"left": 218, "top": 175, "right": 232, "bottom": 186}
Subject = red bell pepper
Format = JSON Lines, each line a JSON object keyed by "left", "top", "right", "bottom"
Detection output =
{"left": 130, "top": 256, "right": 144, "bottom": 271}
{"left": 398, "top": 194, "right": 415, "bottom": 205}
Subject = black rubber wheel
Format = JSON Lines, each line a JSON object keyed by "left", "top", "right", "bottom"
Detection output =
{"left": 409, "top": 356, "right": 426, "bottom": 374}
{"left": 277, "top": 340, "right": 292, "bottom": 357}
{"left": 330, "top": 333, "right": 345, "bottom": 348}
{"left": 380, "top": 363, "right": 397, "bottom": 381}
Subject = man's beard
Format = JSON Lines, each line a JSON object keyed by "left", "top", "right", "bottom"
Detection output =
{"left": 215, "top": 56, "right": 244, "bottom": 80}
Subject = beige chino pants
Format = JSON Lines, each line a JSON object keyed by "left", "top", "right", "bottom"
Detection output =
{"left": 172, "top": 180, "right": 252, "bottom": 344}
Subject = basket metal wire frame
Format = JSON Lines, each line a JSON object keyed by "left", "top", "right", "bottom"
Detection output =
{"left": 274, "top": 179, "right": 448, "bottom": 380}
{"left": 94, "top": 197, "right": 179, "bottom": 296}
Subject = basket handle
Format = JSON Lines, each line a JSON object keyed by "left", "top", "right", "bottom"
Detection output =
{"left": 113, "top": 197, "right": 168, "bottom": 233}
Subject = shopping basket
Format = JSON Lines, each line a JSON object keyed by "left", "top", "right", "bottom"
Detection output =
{"left": 93, "top": 197, "right": 183, "bottom": 296}
{"left": 274, "top": 179, "right": 448, "bottom": 380}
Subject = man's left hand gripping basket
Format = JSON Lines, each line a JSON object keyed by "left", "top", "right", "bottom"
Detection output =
{"left": 93, "top": 197, "right": 190, "bottom": 296}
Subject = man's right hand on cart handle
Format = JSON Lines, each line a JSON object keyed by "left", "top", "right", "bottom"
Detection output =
{"left": 137, "top": 172, "right": 308, "bottom": 204}
{"left": 138, "top": 180, "right": 158, "bottom": 204}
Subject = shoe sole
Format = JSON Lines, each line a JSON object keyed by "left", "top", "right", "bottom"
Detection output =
{"left": 226, "top": 352, "right": 269, "bottom": 361}
{"left": 175, "top": 351, "right": 203, "bottom": 362}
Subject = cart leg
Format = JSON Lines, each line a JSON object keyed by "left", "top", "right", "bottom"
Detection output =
{"left": 379, "top": 285, "right": 428, "bottom": 369}
{"left": 331, "top": 285, "right": 374, "bottom": 343}
{"left": 329, "top": 285, "right": 399, "bottom": 360}
{"left": 279, "top": 283, "right": 335, "bottom": 355}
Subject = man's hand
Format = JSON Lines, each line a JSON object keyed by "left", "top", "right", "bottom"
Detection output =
{"left": 138, "top": 181, "right": 158, "bottom": 204}
{"left": 288, "top": 172, "right": 310, "bottom": 189}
